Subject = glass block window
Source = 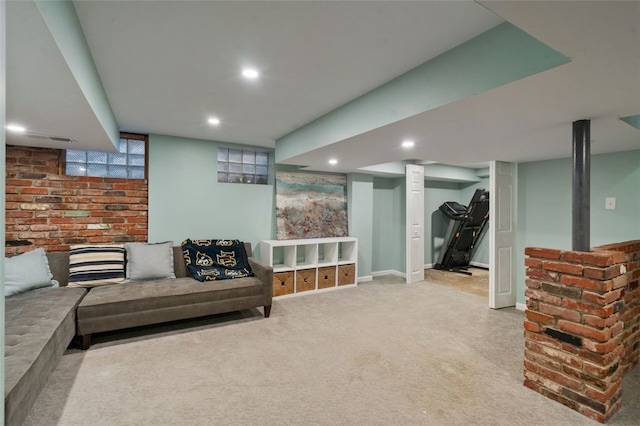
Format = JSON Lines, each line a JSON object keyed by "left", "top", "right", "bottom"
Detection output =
{"left": 65, "top": 134, "right": 147, "bottom": 179}
{"left": 217, "top": 147, "right": 269, "bottom": 184}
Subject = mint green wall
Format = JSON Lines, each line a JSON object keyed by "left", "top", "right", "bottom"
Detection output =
{"left": 423, "top": 178, "right": 490, "bottom": 267}
{"left": 590, "top": 151, "right": 640, "bottom": 239}
{"left": 424, "top": 181, "right": 461, "bottom": 265}
{"left": 276, "top": 22, "right": 569, "bottom": 163}
{"left": 621, "top": 115, "right": 640, "bottom": 130}
{"left": 348, "top": 174, "right": 373, "bottom": 279}
{"left": 424, "top": 164, "right": 481, "bottom": 182}
{"left": 35, "top": 0, "right": 119, "bottom": 148}
{"left": 149, "top": 142, "right": 639, "bottom": 299}
{"left": 372, "top": 177, "right": 405, "bottom": 273}
{"left": 374, "top": 173, "right": 491, "bottom": 274}
{"left": 516, "top": 149, "right": 640, "bottom": 304}
{"left": 147, "top": 134, "right": 275, "bottom": 255}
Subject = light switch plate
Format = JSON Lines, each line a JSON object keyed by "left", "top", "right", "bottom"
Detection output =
{"left": 605, "top": 197, "right": 616, "bottom": 210}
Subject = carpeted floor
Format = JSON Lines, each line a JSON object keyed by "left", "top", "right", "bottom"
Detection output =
{"left": 23, "top": 276, "right": 640, "bottom": 426}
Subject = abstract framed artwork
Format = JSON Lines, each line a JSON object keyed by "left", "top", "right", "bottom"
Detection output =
{"left": 275, "top": 172, "right": 348, "bottom": 240}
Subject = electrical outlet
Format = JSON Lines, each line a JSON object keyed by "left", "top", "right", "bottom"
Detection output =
{"left": 605, "top": 197, "right": 616, "bottom": 210}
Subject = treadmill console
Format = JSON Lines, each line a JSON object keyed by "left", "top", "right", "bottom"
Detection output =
{"left": 439, "top": 201, "right": 467, "bottom": 219}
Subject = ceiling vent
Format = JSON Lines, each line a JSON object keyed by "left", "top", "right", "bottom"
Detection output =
{"left": 26, "top": 133, "right": 76, "bottom": 143}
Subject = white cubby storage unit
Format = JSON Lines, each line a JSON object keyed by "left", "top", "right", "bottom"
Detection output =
{"left": 260, "top": 237, "right": 358, "bottom": 298}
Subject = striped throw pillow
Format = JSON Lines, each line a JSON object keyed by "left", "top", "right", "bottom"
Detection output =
{"left": 68, "top": 245, "right": 126, "bottom": 287}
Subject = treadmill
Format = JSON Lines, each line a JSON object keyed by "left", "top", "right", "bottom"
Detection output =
{"left": 434, "top": 188, "right": 489, "bottom": 275}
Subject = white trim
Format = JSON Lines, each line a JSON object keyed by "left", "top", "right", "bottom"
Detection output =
{"left": 406, "top": 164, "right": 425, "bottom": 284}
{"left": 357, "top": 275, "right": 373, "bottom": 283}
{"left": 516, "top": 302, "right": 526, "bottom": 311}
{"left": 489, "top": 161, "right": 518, "bottom": 309}
{"left": 372, "top": 270, "right": 406, "bottom": 278}
{"left": 424, "top": 263, "right": 434, "bottom": 269}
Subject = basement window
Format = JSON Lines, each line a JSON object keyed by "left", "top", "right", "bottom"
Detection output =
{"left": 65, "top": 133, "right": 147, "bottom": 179}
{"left": 217, "top": 147, "right": 269, "bottom": 184}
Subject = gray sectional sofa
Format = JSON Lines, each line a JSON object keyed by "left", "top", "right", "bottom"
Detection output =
{"left": 5, "top": 285, "right": 87, "bottom": 426}
{"left": 4, "top": 243, "right": 272, "bottom": 426}
{"left": 75, "top": 245, "right": 272, "bottom": 349}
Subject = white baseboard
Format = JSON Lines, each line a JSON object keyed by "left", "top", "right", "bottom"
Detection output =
{"left": 516, "top": 302, "right": 526, "bottom": 311}
{"left": 357, "top": 275, "right": 373, "bottom": 283}
{"left": 424, "top": 263, "right": 434, "bottom": 269}
{"left": 372, "top": 270, "right": 406, "bottom": 278}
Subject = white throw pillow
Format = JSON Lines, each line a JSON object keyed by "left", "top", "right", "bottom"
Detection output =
{"left": 5, "top": 248, "right": 58, "bottom": 297}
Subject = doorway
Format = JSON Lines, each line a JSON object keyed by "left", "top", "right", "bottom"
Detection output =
{"left": 420, "top": 161, "right": 517, "bottom": 309}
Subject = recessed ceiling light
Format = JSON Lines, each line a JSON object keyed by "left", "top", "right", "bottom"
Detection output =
{"left": 208, "top": 117, "right": 221, "bottom": 126}
{"left": 242, "top": 68, "right": 260, "bottom": 80}
{"left": 6, "top": 124, "right": 26, "bottom": 133}
{"left": 402, "top": 140, "right": 415, "bottom": 148}
{"left": 329, "top": 159, "right": 338, "bottom": 165}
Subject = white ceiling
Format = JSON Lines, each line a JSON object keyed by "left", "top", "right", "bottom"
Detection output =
{"left": 6, "top": 0, "right": 115, "bottom": 150}
{"left": 5, "top": 1, "right": 640, "bottom": 174}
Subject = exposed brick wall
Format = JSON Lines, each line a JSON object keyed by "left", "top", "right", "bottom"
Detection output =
{"left": 5, "top": 145, "right": 148, "bottom": 255}
{"left": 524, "top": 240, "right": 640, "bottom": 423}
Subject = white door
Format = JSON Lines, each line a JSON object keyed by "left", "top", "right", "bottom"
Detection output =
{"left": 489, "top": 161, "right": 516, "bottom": 308}
{"left": 406, "top": 164, "right": 424, "bottom": 283}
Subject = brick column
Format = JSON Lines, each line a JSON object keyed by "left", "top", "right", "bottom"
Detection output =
{"left": 523, "top": 246, "right": 628, "bottom": 423}
{"left": 594, "top": 241, "right": 640, "bottom": 376}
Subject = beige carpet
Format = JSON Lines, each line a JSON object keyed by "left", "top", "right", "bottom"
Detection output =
{"left": 423, "top": 267, "right": 489, "bottom": 298}
{"left": 24, "top": 277, "right": 640, "bottom": 426}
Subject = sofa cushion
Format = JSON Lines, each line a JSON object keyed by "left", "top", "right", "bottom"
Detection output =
{"left": 68, "top": 245, "right": 125, "bottom": 287}
{"left": 76, "top": 276, "right": 265, "bottom": 335}
{"left": 4, "top": 286, "right": 87, "bottom": 426}
{"left": 4, "top": 248, "right": 58, "bottom": 297}
{"left": 78, "top": 277, "right": 263, "bottom": 316}
{"left": 125, "top": 241, "right": 176, "bottom": 281}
